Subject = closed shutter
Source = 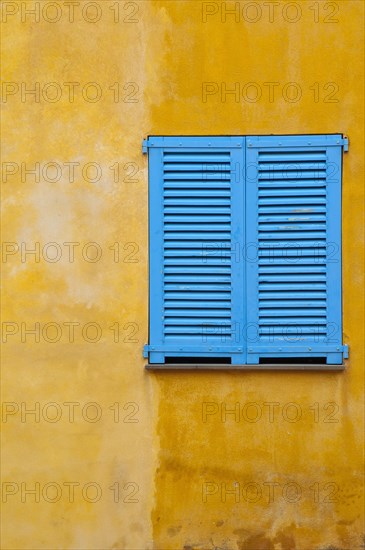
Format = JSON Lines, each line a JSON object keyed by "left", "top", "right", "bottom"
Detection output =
{"left": 246, "top": 135, "right": 344, "bottom": 364}
{"left": 145, "top": 136, "right": 245, "bottom": 364}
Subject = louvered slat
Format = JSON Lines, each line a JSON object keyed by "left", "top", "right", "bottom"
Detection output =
{"left": 257, "top": 148, "right": 327, "bottom": 338}
{"left": 163, "top": 150, "right": 231, "bottom": 343}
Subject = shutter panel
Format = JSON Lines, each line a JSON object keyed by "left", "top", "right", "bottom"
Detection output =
{"left": 147, "top": 136, "right": 245, "bottom": 364}
{"left": 246, "top": 135, "right": 344, "bottom": 364}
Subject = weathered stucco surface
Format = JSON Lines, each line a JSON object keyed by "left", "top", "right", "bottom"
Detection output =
{"left": 1, "top": 1, "right": 364, "bottom": 549}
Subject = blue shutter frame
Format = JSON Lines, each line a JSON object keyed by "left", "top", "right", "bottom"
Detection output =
{"left": 146, "top": 136, "right": 246, "bottom": 364}
{"left": 245, "top": 134, "right": 346, "bottom": 364}
{"left": 144, "top": 134, "right": 347, "bottom": 365}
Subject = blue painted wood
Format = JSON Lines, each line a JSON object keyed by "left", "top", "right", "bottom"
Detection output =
{"left": 147, "top": 136, "right": 246, "bottom": 363}
{"left": 247, "top": 135, "right": 346, "bottom": 148}
{"left": 230, "top": 142, "right": 246, "bottom": 363}
{"left": 145, "top": 136, "right": 244, "bottom": 148}
{"left": 246, "top": 135, "right": 344, "bottom": 364}
{"left": 146, "top": 134, "right": 346, "bottom": 365}
{"left": 326, "top": 144, "right": 343, "bottom": 357}
{"left": 148, "top": 147, "right": 165, "bottom": 363}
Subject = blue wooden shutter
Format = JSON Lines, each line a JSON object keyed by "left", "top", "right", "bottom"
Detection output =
{"left": 145, "top": 136, "right": 246, "bottom": 364}
{"left": 245, "top": 135, "right": 347, "bottom": 364}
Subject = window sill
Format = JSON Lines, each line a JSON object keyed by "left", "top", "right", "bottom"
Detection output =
{"left": 145, "top": 363, "right": 345, "bottom": 371}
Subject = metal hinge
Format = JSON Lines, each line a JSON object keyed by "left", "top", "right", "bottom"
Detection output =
{"left": 341, "top": 136, "right": 349, "bottom": 152}
{"left": 143, "top": 344, "right": 149, "bottom": 358}
{"left": 343, "top": 344, "right": 349, "bottom": 359}
{"left": 142, "top": 139, "right": 150, "bottom": 154}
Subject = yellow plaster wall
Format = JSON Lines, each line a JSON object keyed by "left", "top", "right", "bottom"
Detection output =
{"left": 1, "top": 1, "right": 364, "bottom": 549}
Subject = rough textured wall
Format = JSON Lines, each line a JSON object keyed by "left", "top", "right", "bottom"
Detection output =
{"left": 1, "top": 1, "right": 364, "bottom": 549}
